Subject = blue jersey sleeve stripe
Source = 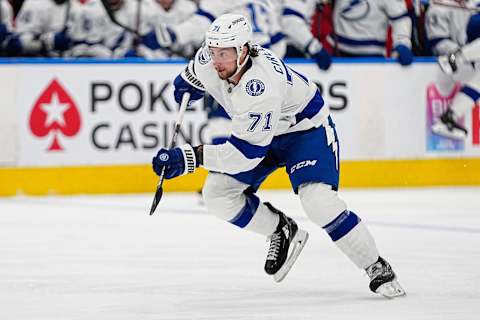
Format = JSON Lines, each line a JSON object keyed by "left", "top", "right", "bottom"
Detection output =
{"left": 295, "top": 91, "right": 325, "bottom": 123}
{"left": 196, "top": 8, "right": 216, "bottom": 23}
{"left": 461, "top": 86, "right": 480, "bottom": 102}
{"left": 228, "top": 135, "right": 269, "bottom": 159}
{"left": 388, "top": 12, "right": 409, "bottom": 21}
{"left": 336, "top": 35, "right": 386, "bottom": 47}
{"left": 282, "top": 8, "right": 306, "bottom": 21}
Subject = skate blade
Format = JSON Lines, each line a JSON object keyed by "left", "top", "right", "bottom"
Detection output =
{"left": 273, "top": 229, "right": 309, "bottom": 283}
{"left": 375, "top": 279, "right": 406, "bottom": 299}
{"left": 431, "top": 123, "right": 467, "bottom": 140}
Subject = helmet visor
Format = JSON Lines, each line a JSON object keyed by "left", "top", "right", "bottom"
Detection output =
{"left": 208, "top": 47, "right": 238, "bottom": 64}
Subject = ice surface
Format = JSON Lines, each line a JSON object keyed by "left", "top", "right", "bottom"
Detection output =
{"left": 1, "top": 187, "right": 479, "bottom": 320}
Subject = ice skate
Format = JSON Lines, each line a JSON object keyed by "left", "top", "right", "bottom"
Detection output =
{"left": 366, "top": 257, "right": 406, "bottom": 299}
{"left": 263, "top": 202, "right": 309, "bottom": 283}
{"left": 431, "top": 108, "right": 468, "bottom": 140}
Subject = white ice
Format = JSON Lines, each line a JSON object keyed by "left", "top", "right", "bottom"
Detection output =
{"left": 1, "top": 187, "right": 480, "bottom": 320}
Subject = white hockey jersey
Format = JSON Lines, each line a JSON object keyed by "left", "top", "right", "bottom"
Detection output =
{"left": 280, "top": 0, "right": 318, "bottom": 51}
{"left": 332, "top": 0, "right": 412, "bottom": 56}
{"left": 142, "top": 0, "right": 197, "bottom": 58}
{"left": 104, "top": 0, "right": 155, "bottom": 57}
{"left": 170, "top": 0, "right": 282, "bottom": 55}
{"left": 66, "top": 0, "right": 111, "bottom": 57}
{"left": 191, "top": 46, "right": 329, "bottom": 174}
{"left": 425, "top": 2, "right": 476, "bottom": 56}
{"left": 15, "top": 0, "right": 69, "bottom": 54}
{"left": 0, "top": 0, "right": 13, "bottom": 30}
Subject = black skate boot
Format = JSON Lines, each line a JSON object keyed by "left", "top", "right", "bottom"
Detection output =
{"left": 366, "top": 257, "right": 406, "bottom": 298}
{"left": 264, "top": 202, "right": 308, "bottom": 282}
{"left": 432, "top": 108, "right": 468, "bottom": 140}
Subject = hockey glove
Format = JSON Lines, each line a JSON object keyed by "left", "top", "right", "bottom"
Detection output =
{"left": 173, "top": 61, "right": 205, "bottom": 104}
{"left": 141, "top": 24, "right": 176, "bottom": 50}
{"left": 4, "top": 35, "right": 22, "bottom": 56}
{"left": 41, "top": 31, "right": 72, "bottom": 52}
{"left": 394, "top": 44, "right": 413, "bottom": 66}
{"left": 152, "top": 144, "right": 197, "bottom": 179}
{"left": 306, "top": 39, "right": 332, "bottom": 71}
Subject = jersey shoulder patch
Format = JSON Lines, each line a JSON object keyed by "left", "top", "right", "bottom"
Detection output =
{"left": 245, "top": 79, "right": 265, "bottom": 97}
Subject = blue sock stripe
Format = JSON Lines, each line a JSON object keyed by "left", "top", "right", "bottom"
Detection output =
{"left": 228, "top": 193, "right": 260, "bottom": 228}
{"left": 323, "top": 210, "right": 361, "bottom": 241}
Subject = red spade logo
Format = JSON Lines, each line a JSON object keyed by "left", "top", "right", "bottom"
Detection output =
{"left": 29, "top": 79, "right": 81, "bottom": 151}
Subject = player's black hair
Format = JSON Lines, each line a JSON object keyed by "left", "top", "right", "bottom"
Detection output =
{"left": 247, "top": 43, "right": 260, "bottom": 57}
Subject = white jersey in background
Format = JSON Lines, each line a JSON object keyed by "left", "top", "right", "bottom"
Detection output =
{"left": 143, "top": 0, "right": 197, "bottom": 58}
{"left": 14, "top": 0, "right": 69, "bottom": 54}
{"left": 332, "top": 0, "right": 412, "bottom": 56}
{"left": 425, "top": 2, "right": 475, "bottom": 55}
{"left": 104, "top": 0, "right": 155, "bottom": 57}
{"left": 192, "top": 45, "right": 326, "bottom": 174}
{"left": 66, "top": 0, "right": 111, "bottom": 57}
{"left": 280, "top": 0, "right": 319, "bottom": 53}
{"left": 169, "top": 0, "right": 280, "bottom": 54}
{"left": 0, "top": 0, "right": 13, "bottom": 29}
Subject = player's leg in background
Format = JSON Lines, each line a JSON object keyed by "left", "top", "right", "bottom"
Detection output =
{"left": 287, "top": 117, "right": 404, "bottom": 297}
{"left": 450, "top": 13, "right": 480, "bottom": 117}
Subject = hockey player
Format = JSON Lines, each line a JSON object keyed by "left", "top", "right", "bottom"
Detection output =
{"left": 7, "top": 0, "right": 71, "bottom": 56}
{"left": 281, "top": 0, "right": 332, "bottom": 70}
{"left": 151, "top": 13, "right": 406, "bottom": 298}
{"left": 140, "top": 0, "right": 284, "bottom": 57}
{"left": 425, "top": 0, "right": 477, "bottom": 55}
{"left": 434, "top": 11, "right": 480, "bottom": 139}
{"left": 331, "top": 0, "right": 414, "bottom": 65}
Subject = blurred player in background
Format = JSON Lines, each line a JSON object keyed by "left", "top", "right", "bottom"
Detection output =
{"left": 330, "top": 0, "right": 414, "bottom": 66}
{"left": 151, "top": 13, "right": 406, "bottom": 298}
{"left": 9, "top": 0, "right": 112, "bottom": 57}
{"left": 281, "top": 0, "right": 332, "bottom": 70}
{"left": 433, "top": 1, "right": 480, "bottom": 139}
{"left": 6, "top": 0, "right": 71, "bottom": 56}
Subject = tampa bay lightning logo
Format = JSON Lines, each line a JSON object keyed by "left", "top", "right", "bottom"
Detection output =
{"left": 340, "top": 0, "right": 370, "bottom": 21}
{"left": 159, "top": 153, "right": 169, "bottom": 161}
{"left": 246, "top": 79, "right": 265, "bottom": 96}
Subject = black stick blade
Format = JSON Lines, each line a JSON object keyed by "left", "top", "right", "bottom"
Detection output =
{"left": 149, "top": 187, "right": 163, "bottom": 215}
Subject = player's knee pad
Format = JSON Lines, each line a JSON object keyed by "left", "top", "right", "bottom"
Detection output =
{"left": 298, "top": 182, "right": 347, "bottom": 228}
{"left": 467, "top": 14, "right": 480, "bottom": 43}
{"left": 202, "top": 172, "right": 251, "bottom": 221}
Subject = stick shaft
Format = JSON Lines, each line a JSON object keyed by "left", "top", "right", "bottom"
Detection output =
{"left": 149, "top": 92, "right": 190, "bottom": 215}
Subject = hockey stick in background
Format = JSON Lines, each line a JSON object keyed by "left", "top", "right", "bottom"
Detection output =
{"left": 431, "top": 0, "right": 480, "bottom": 11}
{"left": 99, "top": 0, "right": 140, "bottom": 36}
{"left": 149, "top": 92, "right": 191, "bottom": 216}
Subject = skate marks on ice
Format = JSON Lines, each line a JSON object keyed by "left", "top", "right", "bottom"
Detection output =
{"left": 1, "top": 187, "right": 480, "bottom": 320}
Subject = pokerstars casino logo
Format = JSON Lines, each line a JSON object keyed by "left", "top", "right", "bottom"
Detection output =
{"left": 29, "top": 79, "right": 81, "bottom": 151}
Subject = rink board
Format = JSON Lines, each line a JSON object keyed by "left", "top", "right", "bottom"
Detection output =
{"left": 0, "top": 58, "right": 479, "bottom": 195}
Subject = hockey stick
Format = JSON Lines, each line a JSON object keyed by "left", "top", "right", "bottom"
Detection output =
{"left": 149, "top": 92, "right": 191, "bottom": 216}
{"left": 99, "top": 0, "right": 140, "bottom": 36}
